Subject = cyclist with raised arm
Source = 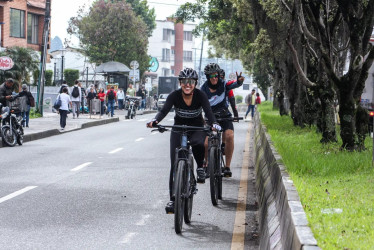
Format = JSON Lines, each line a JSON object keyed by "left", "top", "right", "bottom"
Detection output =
{"left": 146, "top": 68, "right": 220, "bottom": 214}
{"left": 201, "top": 63, "right": 244, "bottom": 177}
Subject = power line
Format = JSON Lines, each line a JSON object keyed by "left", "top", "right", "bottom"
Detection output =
{"left": 148, "top": 1, "right": 184, "bottom": 6}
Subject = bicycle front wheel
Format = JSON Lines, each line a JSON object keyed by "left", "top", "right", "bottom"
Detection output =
{"left": 184, "top": 157, "right": 194, "bottom": 223}
{"left": 174, "top": 160, "right": 186, "bottom": 234}
{"left": 209, "top": 146, "right": 219, "bottom": 206}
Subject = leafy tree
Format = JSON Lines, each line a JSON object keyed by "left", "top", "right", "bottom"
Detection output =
{"left": 33, "top": 69, "right": 40, "bottom": 85}
{"left": 64, "top": 69, "right": 79, "bottom": 86}
{"left": 67, "top": 0, "right": 150, "bottom": 73}
{"left": 0, "top": 47, "right": 39, "bottom": 91}
{"left": 126, "top": 0, "right": 156, "bottom": 37}
{"left": 45, "top": 70, "right": 53, "bottom": 86}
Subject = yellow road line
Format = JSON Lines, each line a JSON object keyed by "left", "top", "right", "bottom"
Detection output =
{"left": 231, "top": 123, "right": 252, "bottom": 250}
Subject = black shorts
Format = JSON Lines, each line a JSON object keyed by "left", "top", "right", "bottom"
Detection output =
{"left": 218, "top": 119, "right": 234, "bottom": 132}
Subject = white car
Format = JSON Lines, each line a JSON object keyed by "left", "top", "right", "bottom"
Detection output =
{"left": 157, "top": 94, "right": 169, "bottom": 111}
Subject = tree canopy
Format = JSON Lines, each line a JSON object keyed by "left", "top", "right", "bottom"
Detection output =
{"left": 67, "top": 0, "right": 151, "bottom": 73}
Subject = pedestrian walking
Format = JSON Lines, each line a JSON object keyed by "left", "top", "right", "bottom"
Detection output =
{"left": 58, "top": 87, "right": 72, "bottom": 131}
{"left": 19, "top": 84, "right": 34, "bottom": 127}
{"left": 78, "top": 82, "right": 86, "bottom": 114}
{"left": 86, "top": 87, "right": 96, "bottom": 114}
{"left": 126, "top": 83, "right": 135, "bottom": 97}
{"left": 70, "top": 80, "right": 82, "bottom": 119}
{"left": 255, "top": 93, "right": 261, "bottom": 105}
{"left": 117, "top": 88, "right": 125, "bottom": 110}
{"left": 245, "top": 89, "right": 256, "bottom": 119}
{"left": 106, "top": 86, "right": 117, "bottom": 117}
{"left": 137, "top": 85, "right": 146, "bottom": 110}
{"left": 97, "top": 88, "right": 106, "bottom": 117}
{"left": 59, "top": 80, "right": 69, "bottom": 95}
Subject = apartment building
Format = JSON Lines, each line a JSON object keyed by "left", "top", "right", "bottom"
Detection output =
{"left": 0, "top": 0, "right": 48, "bottom": 51}
{"left": 147, "top": 18, "right": 196, "bottom": 82}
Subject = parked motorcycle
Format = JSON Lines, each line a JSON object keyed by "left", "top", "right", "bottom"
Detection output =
{"left": 125, "top": 96, "right": 140, "bottom": 119}
{"left": 0, "top": 95, "right": 24, "bottom": 147}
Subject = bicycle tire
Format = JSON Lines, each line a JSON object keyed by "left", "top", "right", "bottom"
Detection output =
{"left": 184, "top": 157, "right": 194, "bottom": 223}
{"left": 1, "top": 126, "right": 17, "bottom": 147}
{"left": 218, "top": 151, "right": 224, "bottom": 199}
{"left": 174, "top": 160, "right": 186, "bottom": 234}
{"left": 209, "top": 146, "right": 219, "bottom": 206}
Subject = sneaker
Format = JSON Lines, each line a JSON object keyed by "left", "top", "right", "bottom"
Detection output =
{"left": 165, "top": 201, "right": 174, "bottom": 214}
{"left": 196, "top": 167, "right": 205, "bottom": 183}
{"left": 223, "top": 167, "right": 232, "bottom": 177}
{"left": 204, "top": 167, "right": 210, "bottom": 179}
{"left": 60, "top": 127, "right": 64, "bottom": 131}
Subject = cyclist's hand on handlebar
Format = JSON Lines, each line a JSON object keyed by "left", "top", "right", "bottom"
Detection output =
{"left": 212, "top": 123, "right": 222, "bottom": 132}
{"left": 146, "top": 118, "right": 158, "bottom": 128}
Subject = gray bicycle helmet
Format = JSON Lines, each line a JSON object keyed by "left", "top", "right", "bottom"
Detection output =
{"left": 178, "top": 68, "right": 198, "bottom": 80}
{"left": 204, "top": 63, "right": 221, "bottom": 75}
{"left": 218, "top": 68, "right": 225, "bottom": 77}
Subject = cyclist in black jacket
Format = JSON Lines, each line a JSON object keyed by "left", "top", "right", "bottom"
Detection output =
{"left": 147, "top": 68, "right": 221, "bottom": 214}
{"left": 200, "top": 63, "right": 244, "bottom": 177}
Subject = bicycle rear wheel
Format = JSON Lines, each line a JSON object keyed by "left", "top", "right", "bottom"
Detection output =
{"left": 174, "top": 160, "right": 186, "bottom": 234}
{"left": 209, "top": 146, "right": 219, "bottom": 206}
{"left": 184, "top": 157, "right": 194, "bottom": 223}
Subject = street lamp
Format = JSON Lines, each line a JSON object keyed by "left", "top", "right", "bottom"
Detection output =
{"left": 59, "top": 49, "right": 66, "bottom": 85}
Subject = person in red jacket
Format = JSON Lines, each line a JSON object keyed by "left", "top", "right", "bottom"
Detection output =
{"left": 255, "top": 93, "right": 261, "bottom": 105}
{"left": 97, "top": 88, "right": 106, "bottom": 117}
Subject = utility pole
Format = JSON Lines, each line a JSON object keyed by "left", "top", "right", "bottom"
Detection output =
{"left": 198, "top": 34, "right": 204, "bottom": 86}
{"left": 36, "top": 0, "right": 51, "bottom": 116}
{"left": 86, "top": 67, "right": 88, "bottom": 87}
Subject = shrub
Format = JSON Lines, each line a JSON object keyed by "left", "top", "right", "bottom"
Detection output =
{"left": 64, "top": 69, "right": 79, "bottom": 86}
{"left": 45, "top": 70, "right": 53, "bottom": 86}
{"left": 235, "top": 95, "right": 243, "bottom": 103}
{"left": 33, "top": 69, "right": 39, "bottom": 85}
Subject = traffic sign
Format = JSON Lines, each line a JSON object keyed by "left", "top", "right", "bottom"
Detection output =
{"left": 130, "top": 60, "right": 139, "bottom": 69}
{"left": 0, "top": 56, "right": 14, "bottom": 70}
{"left": 129, "top": 69, "right": 140, "bottom": 81}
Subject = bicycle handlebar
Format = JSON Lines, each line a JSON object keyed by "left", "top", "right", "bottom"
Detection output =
{"left": 150, "top": 124, "right": 211, "bottom": 133}
{"left": 216, "top": 117, "right": 243, "bottom": 122}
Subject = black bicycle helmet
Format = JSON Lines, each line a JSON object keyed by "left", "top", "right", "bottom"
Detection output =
{"left": 218, "top": 68, "right": 225, "bottom": 77}
{"left": 204, "top": 63, "right": 221, "bottom": 75}
{"left": 178, "top": 68, "right": 198, "bottom": 80}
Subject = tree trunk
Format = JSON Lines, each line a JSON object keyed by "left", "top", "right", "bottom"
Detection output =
{"left": 338, "top": 89, "right": 357, "bottom": 151}
{"left": 319, "top": 95, "right": 337, "bottom": 143}
{"left": 355, "top": 105, "right": 369, "bottom": 151}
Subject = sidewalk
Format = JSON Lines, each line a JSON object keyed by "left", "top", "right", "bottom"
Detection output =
{"left": 0, "top": 109, "right": 157, "bottom": 148}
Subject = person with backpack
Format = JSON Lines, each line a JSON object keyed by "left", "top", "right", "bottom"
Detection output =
{"left": 106, "top": 86, "right": 117, "bottom": 117}
{"left": 70, "top": 80, "right": 82, "bottom": 119}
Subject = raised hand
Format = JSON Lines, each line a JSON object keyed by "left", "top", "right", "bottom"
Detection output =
{"left": 236, "top": 72, "right": 245, "bottom": 82}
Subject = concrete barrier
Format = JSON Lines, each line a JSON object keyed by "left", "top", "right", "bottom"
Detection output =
{"left": 253, "top": 112, "right": 320, "bottom": 249}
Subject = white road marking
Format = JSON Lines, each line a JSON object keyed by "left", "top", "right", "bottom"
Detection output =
{"left": 168, "top": 119, "right": 174, "bottom": 121}
{"left": 71, "top": 162, "right": 93, "bottom": 172}
{"left": 120, "top": 232, "right": 138, "bottom": 244}
{"left": 151, "top": 131, "right": 159, "bottom": 135}
{"left": 137, "top": 118, "right": 147, "bottom": 122}
{"left": 109, "top": 148, "right": 124, "bottom": 154}
{"left": 135, "top": 214, "right": 151, "bottom": 226}
{"left": 135, "top": 138, "right": 144, "bottom": 142}
{"left": 0, "top": 186, "right": 38, "bottom": 204}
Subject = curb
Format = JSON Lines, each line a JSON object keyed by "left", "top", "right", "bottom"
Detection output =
{"left": 0, "top": 117, "right": 119, "bottom": 148}
{"left": 253, "top": 112, "right": 320, "bottom": 249}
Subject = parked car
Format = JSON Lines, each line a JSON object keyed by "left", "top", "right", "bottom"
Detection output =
{"left": 157, "top": 94, "right": 169, "bottom": 111}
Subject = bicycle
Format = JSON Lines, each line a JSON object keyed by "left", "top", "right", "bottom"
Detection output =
{"left": 151, "top": 124, "right": 210, "bottom": 234}
{"left": 207, "top": 116, "right": 243, "bottom": 206}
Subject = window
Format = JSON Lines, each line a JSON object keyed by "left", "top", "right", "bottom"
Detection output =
{"left": 162, "top": 68, "right": 170, "bottom": 76}
{"left": 184, "top": 31, "right": 193, "bottom": 41}
{"left": 163, "top": 29, "right": 173, "bottom": 42}
{"left": 10, "top": 9, "right": 25, "bottom": 38}
{"left": 183, "top": 51, "right": 192, "bottom": 62}
{"left": 27, "top": 13, "right": 39, "bottom": 44}
{"left": 162, "top": 48, "right": 170, "bottom": 62}
{"left": 243, "top": 84, "right": 250, "bottom": 90}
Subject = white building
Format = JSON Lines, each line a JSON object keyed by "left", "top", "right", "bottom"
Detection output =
{"left": 146, "top": 18, "right": 196, "bottom": 85}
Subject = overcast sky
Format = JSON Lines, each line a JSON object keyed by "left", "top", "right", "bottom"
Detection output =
{"left": 51, "top": 0, "right": 196, "bottom": 46}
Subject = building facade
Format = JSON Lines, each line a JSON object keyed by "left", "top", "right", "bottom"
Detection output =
{"left": 0, "top": 0, "right": 48, "bottom": 51}
{"left": 147, "top": 18, "right": 195, "bottom": 83}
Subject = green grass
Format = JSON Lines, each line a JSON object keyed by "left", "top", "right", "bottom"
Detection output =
{"left": 257, "top": 102, "right": 374, "bottom": 249}
{"left": 29, "top": 108, "right": 42, "bottom": 119}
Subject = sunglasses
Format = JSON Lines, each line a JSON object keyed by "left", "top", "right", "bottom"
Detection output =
{"left": 209, "top": 74, "right": 219, "bottom": 79}
{"left": 180, "top": 79, "right": 196, "bottom": 85}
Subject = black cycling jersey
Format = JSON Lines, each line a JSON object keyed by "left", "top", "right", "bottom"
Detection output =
{"left": 155, "top": 88, "right": 216, "bottom": 127}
